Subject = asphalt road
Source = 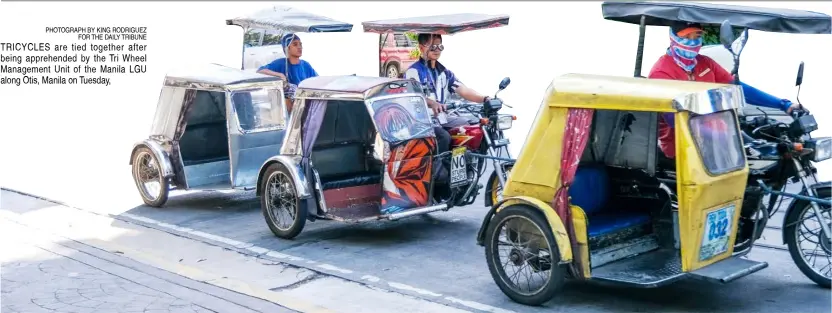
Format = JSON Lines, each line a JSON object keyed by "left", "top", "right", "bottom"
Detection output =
{"left": 102, "top": 178, "right": 829, "bottom": 313}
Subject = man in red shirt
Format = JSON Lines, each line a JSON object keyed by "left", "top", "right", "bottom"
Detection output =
{"left": 648, "top": 22, "right": 801, "bottom": 160}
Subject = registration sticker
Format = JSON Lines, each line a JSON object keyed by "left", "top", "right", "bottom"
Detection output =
{"left": 450, "top": 147, "right": 468, "bottom": 187}
{"left": 699, "top": 204, "right": 736, "bottom": 261}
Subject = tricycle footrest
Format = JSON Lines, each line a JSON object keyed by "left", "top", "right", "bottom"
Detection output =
{"left": 590, "top": 249, "right": 685, "bottom": 288}
{"left": 689, "top": 256, "right": 768, "bottom": 283}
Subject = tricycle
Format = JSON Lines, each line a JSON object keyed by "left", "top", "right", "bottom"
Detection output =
{"left": 362, "top": 13, "right": 518, "bottom": 207}
{"left": 254, "top": 75, "right": 510, "bottom": 239}
{"left": 605, "top": 0, "right": 832, "bottom": 288}
{"left": 130, "top": 6, "right": 351, "bottom": 207}
{"left": 474, "top": 2, "right": 831, "bottom": 306}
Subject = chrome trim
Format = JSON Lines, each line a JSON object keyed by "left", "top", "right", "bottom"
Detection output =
{"left": 311, "top": 167, "right": 328, "bottom": 214}
{"left": 257, "top": 155, "right": 311, "bottom": 198}
{"left": 482, "top": 126, "right": 507, "bottom": 188}
{"left": 672, "top": 85, "right": 745, "bottom": 115}
{"left": 492, "top": 138, "right": 510, "bottom": 147}
{"left": 163, "top": 79, "right": 282, "bottom": 93}
{"left": 383, "top": 204, "right": 448, "bottom": 221}
{"left": 130, "top": 139, "right": 175, "bottom": 178}
{"left": 294, "top": 90, "right": 366, "bottom": 100}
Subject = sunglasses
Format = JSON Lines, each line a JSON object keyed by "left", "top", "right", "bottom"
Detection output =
{"left": 426, "top": 44, "right": 444, "bottom": 52}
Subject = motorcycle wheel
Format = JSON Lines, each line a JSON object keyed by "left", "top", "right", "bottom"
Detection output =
{"left": 784, "top": 186, "right": 831, "bottom": 288}
{"left": 485, "top": 164, "right": 513, "bottom": 207}
{"left": 485, "top": 205, "right": 566, "bottom": 306}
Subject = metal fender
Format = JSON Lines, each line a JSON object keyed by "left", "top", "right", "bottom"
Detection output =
{"left": 255, "top": 155, "right": 311, "bottom": 199}
{"left": 781, "top": 181, "right": 831, "bottom": 243}
{"left": 477, "top": 196, "right": 573, "bottom": 263}
{"left": 129, "top": 140, "right": 174, "bottom": 178}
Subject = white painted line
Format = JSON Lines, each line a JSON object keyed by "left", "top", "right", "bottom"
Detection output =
{"left": 317, "top": 264, "right": 353, "bottom": 274}
{"left": 361, "top": 275, "right": 381, "bottom": 283}
{"left": 445, "top": 297, "right": 517, "bottom": 313}
{"left": 388, "top": 282, "right": 443, "bottom": 297}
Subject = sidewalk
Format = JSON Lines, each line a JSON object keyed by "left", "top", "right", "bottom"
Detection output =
{"left": 1, "top": 220, "right": 294, "bottom": 313}
{"left": 0, "top": 190, "right": 471, "bottom": 313}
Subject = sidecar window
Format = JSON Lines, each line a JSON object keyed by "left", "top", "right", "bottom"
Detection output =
{"left": 262, "top": 29, "right": 282, "bottom": 46}
{"left": 689, "top": 110, "right": 746, "bottom": 175}
{"left": 244, "top": 29, "right": 264, "bottom": 47}
{"left": 231, "top": 89, "right": 285, "bottom": 132}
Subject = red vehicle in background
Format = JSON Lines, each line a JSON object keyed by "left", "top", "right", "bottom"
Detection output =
{"left": 379, "top": 33, "right": 420, "bottom": 78}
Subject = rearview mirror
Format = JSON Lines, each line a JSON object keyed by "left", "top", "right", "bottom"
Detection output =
{"left": 719, "top": 21, "right": 736, "bottom": 51}
{"left": 796, "top": 61, "right": 805, "bottom": 86}
{"left": 499, "top": 77, "right": 511, "bottom": 90}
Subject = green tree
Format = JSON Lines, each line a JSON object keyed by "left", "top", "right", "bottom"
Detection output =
{"left": 405, "top": 32, "right": 421, "bottom": 58}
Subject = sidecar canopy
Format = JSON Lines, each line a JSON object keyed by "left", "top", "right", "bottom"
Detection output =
{"left": 602, "top": 1, "right": 831, "bottom": 34}
{"left": 227, "top": 5, "right": 354, "bottom": 33}
{"left": 362, "top": 13, "right": 510, "bottom": 35}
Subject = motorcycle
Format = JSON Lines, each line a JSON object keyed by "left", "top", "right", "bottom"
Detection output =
{"left": 716, "top": 22, "right": 831, "bottom": 287}
{"left": 441, "top": 78, "right": 516, "bottom": 207}
{"left": 422, "top": 78, "right": 516, "bottom": 207}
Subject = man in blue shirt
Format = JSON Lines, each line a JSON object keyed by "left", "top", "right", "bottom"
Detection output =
{"left": 257, "top": 33, "right": 319, "bottom": 93}
{"left": 404, "top": 34, "right": 490, "bottom": 154}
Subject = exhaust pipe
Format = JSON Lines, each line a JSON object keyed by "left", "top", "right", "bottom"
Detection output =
{"left": 384, "top": 204, "right": 448, "bottom": 221}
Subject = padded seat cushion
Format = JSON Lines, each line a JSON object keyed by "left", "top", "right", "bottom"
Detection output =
{"left": 321, "top": 173, "right": 381, "bottom": 190}
{"left": 587, "top": 212, "right": 651, "bottom": 237}
{"left": 569, "top": 165, "right": 610, "bottom": 215}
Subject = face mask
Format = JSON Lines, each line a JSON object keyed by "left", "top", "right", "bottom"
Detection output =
{"left": 667, "top": 28, "right": 703, "bottom": 73}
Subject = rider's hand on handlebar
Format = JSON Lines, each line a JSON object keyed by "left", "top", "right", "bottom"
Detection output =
{"left": 786, "top": 101, "right": 804, "bottom": 114}
{"left": 428, "top": 100, "right": 447, "bottom": 114}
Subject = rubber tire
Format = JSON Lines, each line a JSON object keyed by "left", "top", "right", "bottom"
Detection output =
{"left": 131, "top": 147, "right": 169, "bottom": 208}
{"left": 484, "top": 164, "right": 513, "bottom": 207}
{"left": 485, "top": 205, "right": 567, "bottom": 306}
{"left": 385, "top": 63, "right": 400, "bottom": 78}
{"left": 784, "top": 186, "right": 831, "bottom": 288}
{"left": 260, "top": 162, "right": 307, "bottom": 239}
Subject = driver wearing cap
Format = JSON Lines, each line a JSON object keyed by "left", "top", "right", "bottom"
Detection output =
{"left": 648, "top": 22, "right": 802, "bottom": 160}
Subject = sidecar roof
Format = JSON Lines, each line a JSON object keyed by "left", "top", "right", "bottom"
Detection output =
{"left": 163, "top": 63, "right": 282, "bottom": 91}
{"left": 362, "top": 13, "right": 510, "bottom": 35}
{"left": 296, "top": 75, "right": 419, "bottom": 100}
{"left": 602, "top": 1, "right": 831, "bottom": 34}
{"left": 226, "top": 5, "right": 353, "bottom": 33}
{"left": 545, "top": 73, "right": 744, "bottom": 115}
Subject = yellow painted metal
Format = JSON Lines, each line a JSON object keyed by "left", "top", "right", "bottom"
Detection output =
{"left": 674, "top": 111, "right": 749, "bottom": 271}
{"left": 570, "top": 205, "right": 591, "bottom": 279}
{"left": 545, "top": 73, "right": 732, "bottom": 112}
{"left": 496, "top": 196, "right": 573, "bottom": 262}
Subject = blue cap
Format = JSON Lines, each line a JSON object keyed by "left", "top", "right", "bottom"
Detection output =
{"left": 281, "top": 33, "right": 300, "bottom": 47}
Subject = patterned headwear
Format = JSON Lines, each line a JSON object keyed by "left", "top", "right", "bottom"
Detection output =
{"left": 667, "top": 28, "right": 703, "bottom": 73}
{"left": 281, "top": 33, "right": 299, "bottom": 53}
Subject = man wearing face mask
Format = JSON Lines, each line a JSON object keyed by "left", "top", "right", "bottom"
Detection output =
{"left": 258, "top": 33, "right": 319, "bottom": 105}
{"left": 648, "top": 22, "right": 803, "bottom": 160}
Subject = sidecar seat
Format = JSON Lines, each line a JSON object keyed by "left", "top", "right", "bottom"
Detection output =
{"left": 311, "top": 100, "right": 381, "bottom": 189}
{"left": 570, "top": 165, "right": 651, "bottom": 238}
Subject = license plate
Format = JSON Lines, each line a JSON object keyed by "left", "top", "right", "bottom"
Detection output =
{"left": 699, "top": 204, "right": 736, "bottom": 261}
{"left": 449, "top": 147, "right": 468, "bottom": 187}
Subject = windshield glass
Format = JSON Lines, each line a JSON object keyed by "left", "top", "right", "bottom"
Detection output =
{"left": 689, "top": 110, "right": 746, "bottom": 175}
{"left": 231, "top": 88, "right": 285, "bottom": 132}
{"left": 370, "top": 95, "right": 434, "bottom": 144}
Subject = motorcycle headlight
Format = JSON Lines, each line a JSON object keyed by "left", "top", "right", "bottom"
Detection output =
{"left": 805, "top": 137, "right": 832, "bottom": 162}
{"left": 496, "top": 114, "right": 514, "bottom": 130}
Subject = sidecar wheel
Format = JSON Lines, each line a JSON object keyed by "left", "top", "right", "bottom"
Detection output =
{"left": 485, "top": 205, "right": 566, "bottom": 305}
{"left": 784, "top": 187, "right": 831, "bottom": 288}
{"left": 261, "top": 163, "right": 306, "bottom": 239}
{"left": 131, "top": 147, "right": 169, "bottom": 207}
